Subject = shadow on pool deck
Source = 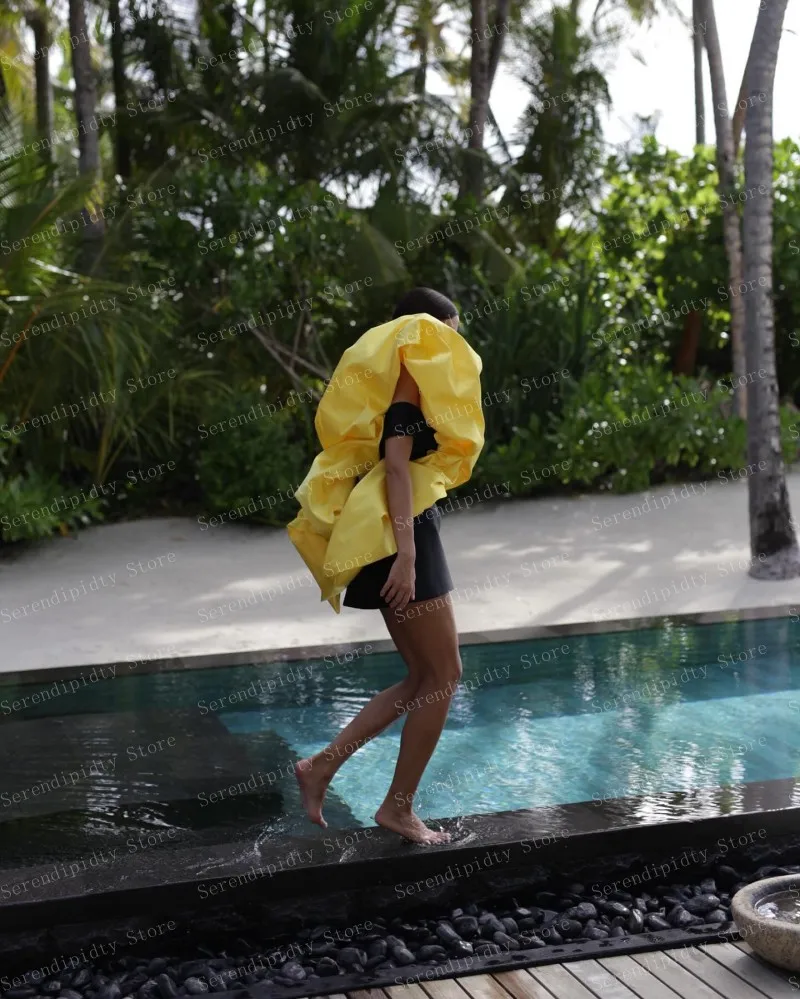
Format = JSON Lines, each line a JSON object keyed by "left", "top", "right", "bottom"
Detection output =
{"left": 2, "top": 471, "right": 800, "bottom": 673}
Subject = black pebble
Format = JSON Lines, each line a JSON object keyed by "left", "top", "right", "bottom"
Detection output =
{"left": 137, "top": 981, "right": 159, "bottom": 999}
{"left": 418, "top": 945, "right": 447, "bottom": 961}
{"left": 626, "top": 910, "right": 645, "bottom": 934}
{"left": 72, "top": 971, "right": 93, "bottom": 990}
{"left": 435, "top": 923, "right": 461, "bottom": 947}
{"left": 645, "top": 914, "right": 671, "bottom": 932}
{"left": 558, "top": 919, "right": 584, "bottom": 940}
{"left": 279, "top": 961, "right": 305, "bottom": 982}
{"left": 479, "top": 915, "right": 505, "bottom": 939}
{"left": 183, "top": 978, "right": 208, "bottom": 995}
{"left": 315, "top": 957, "right": 340, "bottom": 977}
{"left": 668, "top": 906, "right": 700, "bottom": 929}
{"left": 493, "top": 931, "right": 519, "bottom": 951}
{"left": 453, "top": 916, "right": 479, "bottom": 939}
{"left": 582, "top": 927, "right": 609, "bottom": 940}
{"left": 337, "top": 947, "right": 367, "bottom": 969}
{"left": 683, "top": 895, "right": 721, "bottom": 916}
{"left": 367, "top": 939, "right": 387, "bottom": 958}
{"left": 390, "top": 946, "right": 416, "bottom": 966}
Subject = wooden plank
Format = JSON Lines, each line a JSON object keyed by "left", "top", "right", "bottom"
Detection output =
{"left": 348, "top": 990, "right": 393, "bottom": 999}
{"left": 385, "top": 985, "right": 433, "bottom": 999}
{"left": 667, "top": 944, "right": 765, "bottom": 998}
{"left": 629, "top": 949, "right": 725, "bottom": 999}
{"left": 595, "top": 954, "right": 682, "bottom": 999}
{"left": 421, "top": 978, "right": 474, "bottom": 999}
{"left": 449, "top": 973, "right": 514, "bottom": 999}
{"left": 566, "top": 957, "right": 653, "bottom": 998}
{"left": 490, "top": 969, "right": 557, "bottom": 999}
{"left": 525, "top": 964, "right": 597, "bottom": 999}
{"left": 699, "top": 941, "right": 798, "bottom": 998}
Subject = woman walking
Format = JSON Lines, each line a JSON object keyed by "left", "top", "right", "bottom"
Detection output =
{"left": 289, "top": 288, "right": 484, "bottom": 845}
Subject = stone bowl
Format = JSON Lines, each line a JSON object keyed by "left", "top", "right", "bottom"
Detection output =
{"left": 732, "top": 875, "right": 800, "bottom": 972}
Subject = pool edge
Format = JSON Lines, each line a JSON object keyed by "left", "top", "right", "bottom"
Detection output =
{"left": 1, "top": 602, "right": 796, "bottom": 687}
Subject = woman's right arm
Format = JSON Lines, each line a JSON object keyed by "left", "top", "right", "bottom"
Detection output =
{"left": 380, "top": 365, "right": 420, "bottom": 609}
{"left": 381, "top": 433, "right": 416, "bottom": 610}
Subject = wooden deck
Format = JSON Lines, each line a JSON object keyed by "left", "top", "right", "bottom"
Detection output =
{"left": 326, "top": 941, "right": 799, "bottom": 999}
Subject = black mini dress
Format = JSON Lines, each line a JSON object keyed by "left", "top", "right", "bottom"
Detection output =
{"left": 342, "top": 400, "right": 454, "bottom": 610}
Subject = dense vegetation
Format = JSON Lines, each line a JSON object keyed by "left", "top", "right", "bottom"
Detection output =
{"left": 1, "top": 0, "right": 798, "bottom": 542}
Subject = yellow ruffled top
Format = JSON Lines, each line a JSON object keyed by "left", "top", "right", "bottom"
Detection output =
{"left": 287, "top": 312, "right": 485, "bottom": 612}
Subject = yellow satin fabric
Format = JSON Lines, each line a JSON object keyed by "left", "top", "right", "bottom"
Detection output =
{"left": 287, "top": 313, "right": 485, "bottom": 612}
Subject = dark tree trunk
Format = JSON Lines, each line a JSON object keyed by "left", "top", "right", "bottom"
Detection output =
{"left": 68, "top": 0, "right": 105, "bottom": 262}
{"left": 674, "top": 310, "right": 702, "bottom": 376}
{"left": 700, "top": 0, "right": 746, "bottom": 418}
{"left": 742, "top": 0, "right": 799, "bottom": 579}
{"left": 487, "top": 0, "right": 510, "bottom": 93}
{"left": 109, "top": 0, "right": 132, "bottom": 178}
{"left": 27, "top": 8, "right": 53, "bottom": 162}
{"left": 463, "top": 0, "right": 490, "bottom": 202}
{"left": 692, "top": 0, "right": 705, "bottom": 145}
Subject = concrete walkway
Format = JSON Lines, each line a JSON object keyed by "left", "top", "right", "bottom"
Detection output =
{"left": 2, "top": 471, "right": 800, "bottom": 673}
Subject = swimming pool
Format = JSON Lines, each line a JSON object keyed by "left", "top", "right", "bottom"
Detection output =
{"left": 0, "top": 615, "right": 798, "bottom": 868}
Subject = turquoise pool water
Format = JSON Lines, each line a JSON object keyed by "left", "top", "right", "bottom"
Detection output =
{"left": 1, "top": 616, "right": 799, "bottom": 866}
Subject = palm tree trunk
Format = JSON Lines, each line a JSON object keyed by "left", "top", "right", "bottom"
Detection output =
{"left": 487, "top": 0, "right": 510, "bottom": 93}
{"left": 742, "top": 0, "right": 799, "bottom": 580}
{"left": 27, "top": 7, "right": 53, "bottom": 162}
{"left": 109, "top": 0, "right": 131, "bottom": 178}
{"left": 692, "top": 0, "right": 705, "bottom": 145}
{"left": 463, "top": 0, "right": 490, "bottom": 202}
{"left": 699, "top": 0, "right": 746, "bottom": 418}
{"left": 68, "top": 0, "right": 105, "bottom": 262}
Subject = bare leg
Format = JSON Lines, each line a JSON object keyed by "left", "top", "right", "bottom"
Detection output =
{"left": 375, "top": 595, "right": 462, "bottom": 845}
{"left": 295, "top": 619, "right": 427, "bottom": 828}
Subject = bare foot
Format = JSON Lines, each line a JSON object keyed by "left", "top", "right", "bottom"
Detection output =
{"left": 295, "top": 757, "right": 331, "bottom": 828}
{"left": 375, "top": 803, "right": 451, "bottom": 845}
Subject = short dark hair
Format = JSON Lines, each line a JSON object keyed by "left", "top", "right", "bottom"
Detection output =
{"left": 392, "top": 287, "right": 458, "bottom": 323}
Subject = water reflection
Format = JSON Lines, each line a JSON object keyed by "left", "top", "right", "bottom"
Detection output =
{"left": 0, "top": 615, "right": 798, "bottom": 869}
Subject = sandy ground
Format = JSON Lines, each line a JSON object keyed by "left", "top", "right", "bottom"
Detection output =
{"left": 2, "top": 471, "right": 800, "bottom": 672}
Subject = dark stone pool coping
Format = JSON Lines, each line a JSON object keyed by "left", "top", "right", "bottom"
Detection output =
{"left": 0, "top": 602, "right": 794, "bottom": 687}
{"left": 2, "top": 777, "right": 799, "bottom": 934}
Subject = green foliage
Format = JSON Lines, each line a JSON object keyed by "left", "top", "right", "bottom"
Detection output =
{"left": 195, "top": 391, "right": 314, "bottom": 527}
{"left": 0, "top": 419, "right": 103, "bottom": 542}
{"left": 1, "top": 0, "right": 798, "bottom": 544}
{"left": 550, "top": 365, "right": 746, "bottom": 492}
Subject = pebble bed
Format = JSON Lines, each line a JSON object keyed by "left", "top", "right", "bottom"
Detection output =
{"left": 5, "top": 860, "right": 800, "bottom": 997}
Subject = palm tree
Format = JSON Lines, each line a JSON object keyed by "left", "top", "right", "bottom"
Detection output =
{"left": 698, "top": 0, "right": 746, "bottom": 418}
{"left": 25, "top": 2, "right": 53, "bottom": 161}
{"left": 742, "top": 0, "right": 799, "bottom": 580}
{"left": 692, "top": 0, "right": 704, "bottom": 145}
{"left": 109, "top": 0, "right": 131, "bottom": 178}
{"left": 67, "top": 0, "right": 104, "bottom": 261}
{"left": 463, "top": 0, "right": 490, "bottom": 201}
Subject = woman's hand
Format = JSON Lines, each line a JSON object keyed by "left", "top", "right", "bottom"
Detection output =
{"left": 381, "top": 551, "right": 415, "bottom": 610}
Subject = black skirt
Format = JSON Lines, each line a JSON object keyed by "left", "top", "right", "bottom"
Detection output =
{"left": 342, "top": 503, "right": 453, "bottom": 610}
